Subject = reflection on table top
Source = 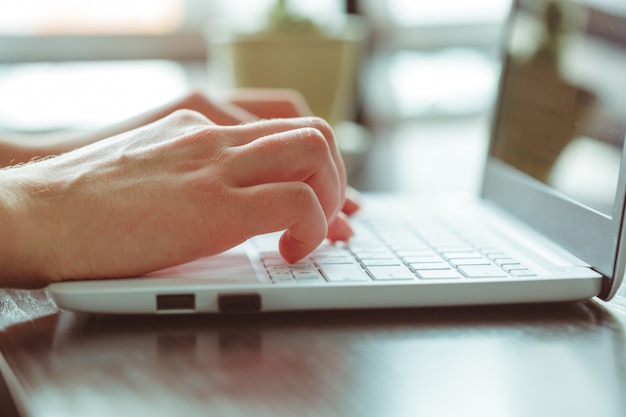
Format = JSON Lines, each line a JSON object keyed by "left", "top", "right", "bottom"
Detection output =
{"left": 1, "top": 285, "right": 626, "bottom": 417}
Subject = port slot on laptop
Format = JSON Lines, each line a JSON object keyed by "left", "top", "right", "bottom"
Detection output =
{"left": 218, "top": 293, "right": 261, "bottom": 313}
{"left": 156, "top": 294, "right": 196, "bottom": 311}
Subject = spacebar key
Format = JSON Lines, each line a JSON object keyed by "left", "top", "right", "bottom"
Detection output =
{"left": 319, "top": 263, "right": 369, "bottom": 282}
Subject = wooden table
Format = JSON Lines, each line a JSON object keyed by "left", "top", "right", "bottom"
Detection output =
{"left": 1, "top": 284, "right": 626, "bottom": 417}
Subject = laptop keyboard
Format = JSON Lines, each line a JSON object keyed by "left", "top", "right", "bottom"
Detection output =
{"left": 252, "top": 214, "right": 539, "bottom": 284}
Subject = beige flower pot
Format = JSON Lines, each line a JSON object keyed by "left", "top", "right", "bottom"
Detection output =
{"left": 206, "top": 15, "right": 366, "bottom": 126}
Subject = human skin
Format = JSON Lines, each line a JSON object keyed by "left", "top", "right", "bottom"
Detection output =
{"left": 0, "top": 90, "right": 359, "bottom": 288}
{"left": 0, "top": 89, "right": 312, "bottom": 167}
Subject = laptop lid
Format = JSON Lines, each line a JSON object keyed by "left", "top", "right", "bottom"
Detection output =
{"left": 481, "top": 0, "right": 626, "bottom": 299}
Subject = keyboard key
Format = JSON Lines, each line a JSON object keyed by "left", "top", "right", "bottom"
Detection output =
{"left": 354, "top": 249, "right": 396, "bottom": 259}
{"left": 416, "top": 269, "right": 463, "bottom": 279}
{"left": 366, "top": 265, "right": 415, "bottom": 281}
{"left": 267, "top": 265, "right": 291, "bottom": 271}
{"left": 393, "top": 247, "right": 433, "bottom": 256}
{"left": 441, "top": 251, "right": 483, "bottom": 260}
{"left": 458, "top": 265, "right": 508, "bottom": 278}
{"left": 501, "top": 264, "right": 523, "bottom": 272}
{"left": 407, "top": 262, "right": 449, "bottom": 270}
{"left": 293, "top": 270, "right": 324, "bottom": 281}
{"left": 509, "top": 269, "right": 537, "bottom": 277}
{"left": 401, "top": 255, "right": 442, "bottom": 264}
{"left": 270, "top": 271, "right": 294, "bottom": 282}
{"left": 486, "top": 252, "right": 508, "bottom": 260}
{"left": 264, "top": 258, "right": 287, "bottom": 267}
{"left": 288, "top": 263, "right": 317, "bottom": 271}
{"left": 449, "top": 258, "right": 492, "bottom": 267}
{"left": 319, "top": 263, "right": 370, "bottom": 282}
{"left": 493, "top": 258, "right": 519, "bottom": 267}
{"left": 361, "top": 258, "right": 403, "bottom": 267}
{"left": 433, "top": 244, "right": 474, "bottom": 252}
{"left": 312, "top": 253, "right": 355, "bottom": 263}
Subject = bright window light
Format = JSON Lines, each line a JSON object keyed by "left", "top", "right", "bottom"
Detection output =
{"left": 0, "top": 0, "right": 342, "bottom": 35}
{"left": 211, "top": 0, "right": 343, "bottom": 27}
{"left": 388, "top": 0, "right": 511, "bottom": 26}
{"left": 0, "top": 0, "right": 184, "bottom": 34}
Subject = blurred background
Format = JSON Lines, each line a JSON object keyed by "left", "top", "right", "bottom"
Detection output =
{"left": 0, "top": 0, "right": 512, "bottom": 195}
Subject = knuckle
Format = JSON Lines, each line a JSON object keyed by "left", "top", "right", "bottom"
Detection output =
{"left": 307, "top": 117, "right": 335, "bottom": 144}
{"left": 290, "top": 182, "right": 319, "bottom": 207}
{"left": 184, "top": 89, "right": 206, "bottom": 103}
{"left": 300, "top": 127, "right": 331, "bottom": 156}
{"left": 169, "top": 108, "right": 208, "bottom": 125}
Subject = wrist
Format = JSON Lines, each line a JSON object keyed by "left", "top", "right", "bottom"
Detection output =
{"left": 0, "top": 168, "right": 50, "bottom": 288}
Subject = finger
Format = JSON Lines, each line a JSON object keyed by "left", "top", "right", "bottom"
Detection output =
{"left": 342, "top": 187, "right": 361, "bottom": 216}
{"left": 228, "top": 128, "right": 341, "bottom": 219}
{"left": 230, "top": 127, "right": 338, "bottom": 187}
{"left": 223, "top": 117, "right": 332, "bottom": 146}
{"left": 326, "top": 212, "right": 354, "bottom": 242}
{"left": 164, "top": 108, "right": 216, "bottom": 128}
{"left": 203, "top": 100, "right": 259, "bottom": 125}
{"left": 224, "top": 118, "right": 347, "bottom": 199}
{"left": 234, "top": 183, "right": 328, "bottom": 262}
{"left": 173, "top": 90, "right": 259, "bottom": 125}
{"left": 226, "top": 88, "right": 313, "bottom": 119}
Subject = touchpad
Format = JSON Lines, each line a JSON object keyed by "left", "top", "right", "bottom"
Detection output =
{"left": 145, "top": 246, "right": 262, "bottom": 284}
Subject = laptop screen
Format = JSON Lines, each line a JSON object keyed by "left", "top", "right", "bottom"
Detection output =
{"left": 491, "top": 0, "right": 626, "bottom": 216}
{"left": 483, "top": 0, "right": 626, "bottom": 298}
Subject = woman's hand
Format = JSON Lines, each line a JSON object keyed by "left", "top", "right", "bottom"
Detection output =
{"left": 1, "top": 110, "right": 357, "bottom": 287}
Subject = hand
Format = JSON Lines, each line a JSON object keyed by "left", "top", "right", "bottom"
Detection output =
{"left": 1, "top": 110, "right": 354, "bottom": 287}
{"left": 0, "top": 88, "right": 313, "bottom": 167}
{"left": 113, "top": 88, "right": 360, "bottom": 250}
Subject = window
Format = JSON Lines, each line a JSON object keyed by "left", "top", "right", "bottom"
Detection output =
{"left": 0, "top": 0, "right": 344, "bottom": 62}
{"left": 358, "top": 0, "right": 511, "bottom": 122}
{"left": 0, "top": 0, "right": 184, "bottom": 35}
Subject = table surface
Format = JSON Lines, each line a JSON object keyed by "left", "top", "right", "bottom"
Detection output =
{"left": 2, "top": 286, "right": 626, "bottom": 417}
{"left": 2, "top": 63, "right": 626, "bottom": 417}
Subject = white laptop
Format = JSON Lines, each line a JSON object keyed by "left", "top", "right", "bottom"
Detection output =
{"left": 49, "top": 0, "right": 626, "bottom": 314}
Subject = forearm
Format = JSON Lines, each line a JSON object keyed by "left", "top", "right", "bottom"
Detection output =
{"left": 0, "top": 116, "right": 154, "bottom": 168}
{"left": 0, "top": 139, "right": 37, "bottom": 167}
